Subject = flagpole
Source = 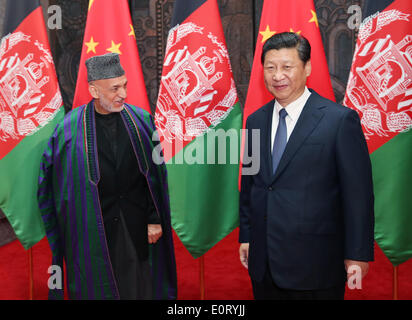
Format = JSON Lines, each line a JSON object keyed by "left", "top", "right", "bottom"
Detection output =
{"left": 28, "top": 248, "right": 34, "bottom": 300}
{"left": 199, "top": 256, "right": 205, "bottom": 300}
{"left": 393, "top": 265, "right": 398, "bottom": 300}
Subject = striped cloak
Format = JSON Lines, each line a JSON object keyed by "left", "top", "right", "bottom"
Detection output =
{"left": 38, "top": 101, "right": 177, "bottom": 299}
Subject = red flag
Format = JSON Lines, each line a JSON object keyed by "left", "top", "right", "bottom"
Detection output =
{"left": 244, "top": 0, "right": 334, "bottom": 123}
{"left": 344, "top": 0, "right": 412, "bottom": 154}
{"left": 0, "top": 0, "right": 64, "bottom": 248}
{"left": 0, "top": 2, "right": 63, "bottom": 159}
{"left": 154, "top": 0, "right": 242, "bottom": 258}
{"left": 343, "top": 0, "right": 412, "bottom": 266}
{"left": 73, "top": 0, "right": 150, "bottom": 111}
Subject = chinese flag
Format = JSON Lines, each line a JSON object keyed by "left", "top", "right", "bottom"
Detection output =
{"left": 73, "top": 0, "right": 150, "bottom": 111}
{"left": 244, "top": 0, "right": 335, "bottom": 123}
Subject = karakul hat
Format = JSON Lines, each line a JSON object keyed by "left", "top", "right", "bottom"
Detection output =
{"left": 85, "top": 53, "right": 125, "bottom": 82}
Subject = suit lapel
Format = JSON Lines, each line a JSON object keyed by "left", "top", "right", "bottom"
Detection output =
{"left": 270, "top": 91, "right": 325, "bottom": 184}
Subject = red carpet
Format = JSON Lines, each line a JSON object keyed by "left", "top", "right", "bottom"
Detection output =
{"left": 0, "top": 228, "right": 411, "bottom": 300}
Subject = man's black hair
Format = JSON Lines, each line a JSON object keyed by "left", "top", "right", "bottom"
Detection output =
{"left": 261, "top": 32, "right": 311, "bottom": 64}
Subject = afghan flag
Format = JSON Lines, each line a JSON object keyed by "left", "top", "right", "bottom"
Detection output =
{"left": 244, "top": 0, "right": 335, "bottom": 123}
{"left": 0, "top": 0, "right": 64, "bottom": 249}
{"left": 344, "top": 0, "right": 412, "bottom": 266}
{"left": 73, "top": 0, "right": 150, "bottom": 111}
{"left": 155, "top": 0, "right": 242, "bottom": 258}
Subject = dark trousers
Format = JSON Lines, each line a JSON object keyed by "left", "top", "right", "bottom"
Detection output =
{"left": 252, "top": 266, "right": 345, "bottom": 300}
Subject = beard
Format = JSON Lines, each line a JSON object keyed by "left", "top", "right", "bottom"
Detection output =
{"left": 98, "top": 94, "right": 124, "bottom": 113}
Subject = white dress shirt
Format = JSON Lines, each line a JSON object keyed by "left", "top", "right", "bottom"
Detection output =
{"left": 271, "top": 87, "right": 311, "bottom": 150}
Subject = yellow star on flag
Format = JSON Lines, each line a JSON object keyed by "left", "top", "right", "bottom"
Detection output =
{"left": 88, "top": 0, "right": 95, "bottom": 11}
{"left": 289, "top": 28, "right": 301, "bottom": 35}
{"left": 106, "top": 41, "right": 122, "bottom": 54}
{"left": 85, "top": 36, "right": 99, "bottom": 54}
{"left": 309, "top": 10, "right": 319, "bottom": 28}
{"left": 128, "top": 24, "right": 135, "bottom": 38}
{"left": 260, "top": 25, "right": 276, "bottom": 43}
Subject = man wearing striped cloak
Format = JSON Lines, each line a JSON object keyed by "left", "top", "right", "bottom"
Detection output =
{"left": 38, "top": 53, "right": 177, "bottom": 300}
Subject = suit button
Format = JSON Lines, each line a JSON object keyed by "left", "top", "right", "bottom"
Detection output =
{"left": 113, "top": 217, "right": 119, "bottom": 222}
{"left": 268, "top": 187, "right": 273, "bottom": 191}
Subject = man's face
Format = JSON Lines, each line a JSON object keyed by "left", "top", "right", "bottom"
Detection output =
{"left": 89, "top": 75, "right": 128, "bottom": 114}
{"left": 263, "top": 47, "right": 311, "bottom": 107}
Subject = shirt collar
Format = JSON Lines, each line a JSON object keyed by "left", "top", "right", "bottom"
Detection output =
{"left": 274, "top": 87, "right": 311, "bottom": 122}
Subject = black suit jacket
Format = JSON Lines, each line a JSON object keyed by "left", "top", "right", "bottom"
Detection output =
{"left": 239, "top": 90, "right": 374, "bottom": 290}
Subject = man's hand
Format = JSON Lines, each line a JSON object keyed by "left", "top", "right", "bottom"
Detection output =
{"left": 239, "top": 243, "right": 249, "bottom": 269}
{"left": 148, "top": 224, "right": 162, "bottom": 244}
{"left": 344, "top": 259, "right": 369, "bottom": 279}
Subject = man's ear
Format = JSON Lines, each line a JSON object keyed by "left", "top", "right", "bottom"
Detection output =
{"left": 88, "top": 83, "right": 99, "bottom": 99}
{"left": 305, "top": 59, "right": 312, "bottom": 77}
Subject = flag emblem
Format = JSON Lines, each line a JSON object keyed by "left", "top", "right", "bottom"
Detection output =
{"left": 344, "top": 9, "right": 412, "bottom": 150}
{"left": 155, "top": 23, "right": 237, "bottom": 146}
{"left": 0, "top": 31, "right": 62, "bottom": 153}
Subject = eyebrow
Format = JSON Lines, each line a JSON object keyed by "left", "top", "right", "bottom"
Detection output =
{"left": 112, "top": 81, "right": 128, "bottom": 88}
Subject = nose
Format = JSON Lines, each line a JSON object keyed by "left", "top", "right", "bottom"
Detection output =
{"left": 118, "top": 87, "right": 127, "bottom": 99}
{"left": 272, "top": 69, "right": 284, "bottom": 81}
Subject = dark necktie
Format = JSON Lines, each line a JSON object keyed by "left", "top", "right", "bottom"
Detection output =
{"left": 272, "top": 108, "right": 288, "bottom": 174}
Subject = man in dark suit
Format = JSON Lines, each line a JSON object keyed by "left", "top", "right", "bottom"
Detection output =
{"left": 239, "top": 32, "right": 374, "bottom": 300}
